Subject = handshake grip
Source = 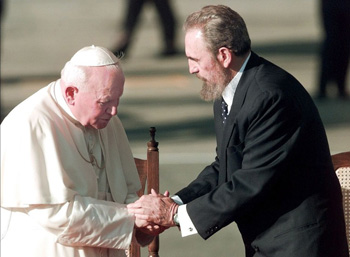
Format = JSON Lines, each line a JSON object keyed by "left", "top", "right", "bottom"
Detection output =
{"left": 127, "top": 189, "right": 179, "bottom": 235}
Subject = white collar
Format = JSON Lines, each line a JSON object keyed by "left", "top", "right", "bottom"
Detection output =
{"left": 222, "top": 52, "right": 251, "bottom": 114}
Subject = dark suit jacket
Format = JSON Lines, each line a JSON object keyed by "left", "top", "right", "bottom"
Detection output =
{"left": 176, "top": 52, "right": 349, "bottom": 257}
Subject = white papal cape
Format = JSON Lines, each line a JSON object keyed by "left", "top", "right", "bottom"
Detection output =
{"left": 1, "top": 81, "right": 142, "bottom": 257}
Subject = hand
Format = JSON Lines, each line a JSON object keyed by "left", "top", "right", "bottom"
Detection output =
{"left": 137, "top": 224, "right": 169, "bottom": 236}
{"left": 128, "top": 189, "right": 178, "bottom": 227}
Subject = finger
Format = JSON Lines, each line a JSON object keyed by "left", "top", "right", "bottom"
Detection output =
{"left": 128, "top": 208, "right": 148, "bottom": 215}
{"left": 151, "top": 188, "right": 158, "bottom": 196}
{"left": 164, "top": 190, "right": 170, "bottom": 197}
{"left": 134, "top": 213, "right": 151, "bottom": 220}
{"left": 127, "top": 202, "right": 143, "bottom": 209}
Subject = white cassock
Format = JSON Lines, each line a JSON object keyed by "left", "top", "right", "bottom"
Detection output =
{"left": 1, "top": 80, "right": 142, "bottom": 257}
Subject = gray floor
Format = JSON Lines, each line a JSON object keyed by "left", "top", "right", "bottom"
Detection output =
{"left": 1, "top": 1, "right": 349, "bottom": 256}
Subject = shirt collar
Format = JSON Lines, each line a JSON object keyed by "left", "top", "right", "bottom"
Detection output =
{"left": 222, "top": 52, "right": 251, "bottom": 113}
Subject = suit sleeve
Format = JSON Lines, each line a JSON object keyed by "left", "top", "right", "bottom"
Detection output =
{"left": 184, "top": 91, "right": 304, "bottom": 239}
{"left": 176, "top": 155, "right": 220, "bottom": 203}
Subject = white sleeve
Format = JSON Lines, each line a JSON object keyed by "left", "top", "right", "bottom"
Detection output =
{"left": 27, "top": 195, "right": 135, "bottom": 250}
{"left": 171, "top": 195, "right": 198, "bottom": 237}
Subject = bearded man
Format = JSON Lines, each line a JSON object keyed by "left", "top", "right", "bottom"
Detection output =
{"left": 127, "top": 5, "right": 349, "bottom": 257}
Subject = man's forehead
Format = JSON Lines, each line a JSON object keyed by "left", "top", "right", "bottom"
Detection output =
{"left": 186, "top": 28, "right": 203, "bottom": 39}
{"left": 96, "top": 85, "right": 122, "bottom": 101}
{"left": 185, "top": 29, "right": 206, "bottom": 56}
{"left": 194, "top": 29, "right": 203, "bottom": 39}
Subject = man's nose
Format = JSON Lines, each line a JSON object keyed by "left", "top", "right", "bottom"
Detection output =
{"left": 107, "top": 106, "right": 118, "bottom": 116}
{"left": 188, "top": 61, "right": 199, "bottom": 74}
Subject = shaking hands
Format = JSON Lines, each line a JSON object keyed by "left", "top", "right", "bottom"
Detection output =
{"left": 128, "top": 189, "right": 179, "bottom": 235}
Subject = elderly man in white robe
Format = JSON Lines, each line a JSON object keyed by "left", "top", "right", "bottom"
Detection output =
{"left": 1, "top": 45, "right": 159, "bottom": 257}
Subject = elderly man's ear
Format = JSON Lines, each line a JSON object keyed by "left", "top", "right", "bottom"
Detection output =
{"left": 217, "top": 47, "right": 232, "bottom": 68}
{"left": 65, "top": 86, "right": 78, "bottom": 105}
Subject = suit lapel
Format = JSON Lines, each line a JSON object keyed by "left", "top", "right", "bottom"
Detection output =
{"left": 218, "top": 52, "right": 261, "bottom": 182}
{"left": 222, "top": 52, "right": 261, "bottom": 149}
{"left": 214, "top": 99, "right": 224, "bottom": 147}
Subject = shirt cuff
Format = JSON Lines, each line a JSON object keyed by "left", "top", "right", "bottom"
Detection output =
{"left": 171, "top": 195, "right": 183, "bottom": 205}
{"left": 177, "top": 205, "right": 198, "bottom": 237}
{"left": 171, "top": 195, "right": 197, "bottom": 237}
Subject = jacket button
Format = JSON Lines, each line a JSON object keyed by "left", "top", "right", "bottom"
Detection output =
{"left": 253, "top": 245, "right": 260, "bottom": 252}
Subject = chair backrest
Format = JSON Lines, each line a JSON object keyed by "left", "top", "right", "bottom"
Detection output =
{"left": 129, "top": 127, "right": 160, "bottom": 257}
{"left": 332, "top": 151, "right": 350, "bottom": 252}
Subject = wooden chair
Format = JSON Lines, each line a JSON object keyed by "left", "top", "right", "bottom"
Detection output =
{"left": 331, "top": 151, "right": 350, "bottom": 253}
{"left": 129, "top": 127, "right": 160, "bottom": 257}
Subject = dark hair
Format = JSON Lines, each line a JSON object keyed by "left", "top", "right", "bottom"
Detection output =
{"left": 184, "top": 5, "right": 251, "bottom": 56}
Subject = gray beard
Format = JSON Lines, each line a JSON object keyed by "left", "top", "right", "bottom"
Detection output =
{"left": 200, "top": 82, "right": 226, "bottom": 101}
{"left": 200, "top": 77, "right": 230, "bottom": 102}
{"left": 198, "top": 65, "right": 232, "bottom": 102}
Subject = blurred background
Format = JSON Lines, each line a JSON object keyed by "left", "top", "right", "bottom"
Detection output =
{"left": 1, "top": 0, "right": 349, "bottom": 256}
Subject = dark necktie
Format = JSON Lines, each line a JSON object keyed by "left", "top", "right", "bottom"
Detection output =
{"left": 221, "top": 98, "right": 228, "bottom": 124}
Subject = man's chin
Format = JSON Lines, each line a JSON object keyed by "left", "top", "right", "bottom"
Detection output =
{"left": 200, "top": 84, "right": 223, "bottom": 102}
{"left": 94, "top": 119, "right": 110, "bottom": 129}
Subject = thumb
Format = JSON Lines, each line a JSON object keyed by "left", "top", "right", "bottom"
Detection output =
{"left": 151, "top": 188, "right": 158, "bottom": 196}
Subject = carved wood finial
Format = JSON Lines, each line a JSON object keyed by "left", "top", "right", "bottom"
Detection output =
{"left": 147, "top": 127, "right": 159, "bottom": 151}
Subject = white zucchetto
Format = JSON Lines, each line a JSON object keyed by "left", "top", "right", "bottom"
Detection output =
{"left": 69, "top": 45, "right": 119, "bottom": 67}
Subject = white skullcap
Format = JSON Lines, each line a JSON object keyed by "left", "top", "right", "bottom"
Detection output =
{"left": 69, "top": 45, "right": 119, "bottom": 67}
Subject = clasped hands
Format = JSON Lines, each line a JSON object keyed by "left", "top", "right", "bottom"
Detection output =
{"left": 128, "top": 189, "right": 179, "bottom": 236}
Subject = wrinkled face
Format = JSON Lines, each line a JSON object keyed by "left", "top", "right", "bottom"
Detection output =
{"left": 185, "top": 28, "right": 230, "bottom": 101}
{"left": 70, "top": 67, "right": 125, "bottom": 129}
